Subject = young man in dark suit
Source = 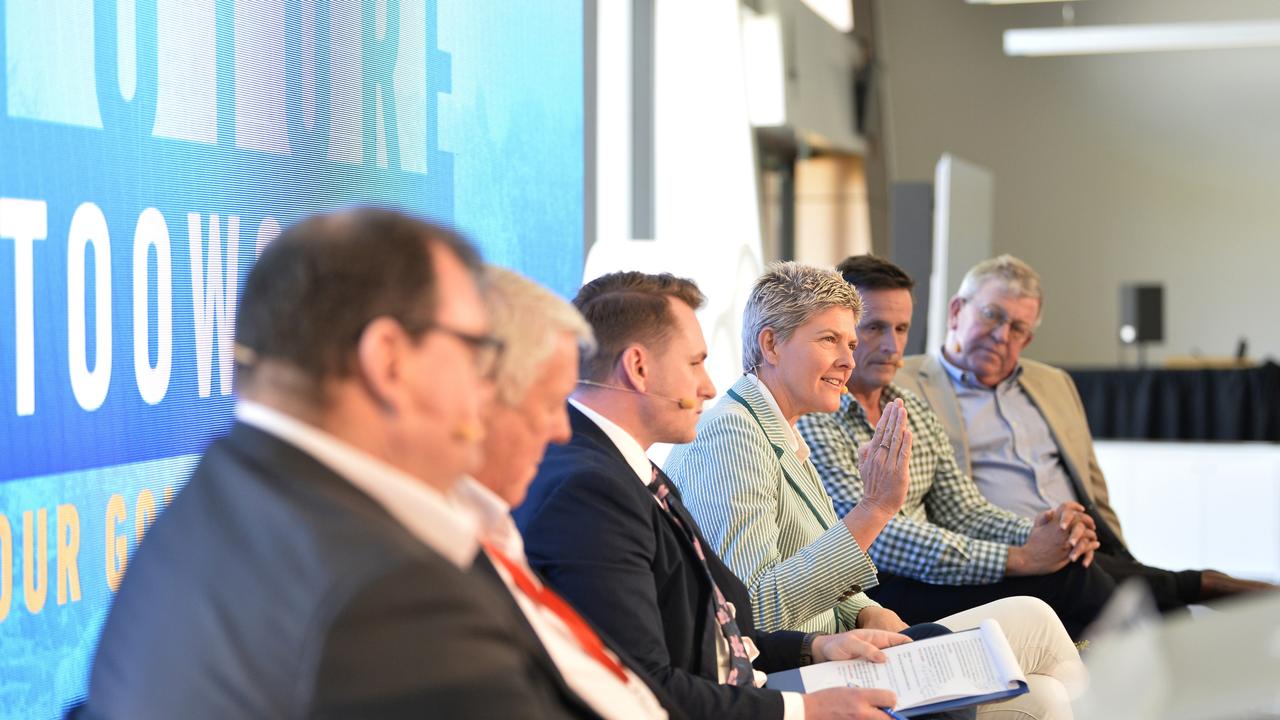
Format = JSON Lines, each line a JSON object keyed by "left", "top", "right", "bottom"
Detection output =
{"left": 79, "top": 210, "right": 595, "bottom": 719}
{"left": 515, "top": 271, "right": 969, "bottom": 720}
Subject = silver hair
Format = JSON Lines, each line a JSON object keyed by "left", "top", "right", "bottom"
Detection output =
{"left": 955, "top": 254, "right": 1044, "bottom": 324}
{"left": 741, "top": 261, "right": 862, "bottom": 372}
{"left": 484, "top": 266, "right": 596, "bottom": 406}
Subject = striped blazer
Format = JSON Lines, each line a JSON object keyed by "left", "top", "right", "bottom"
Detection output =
{"left": 664, "top": 375, "right": 880, "bottom": 635}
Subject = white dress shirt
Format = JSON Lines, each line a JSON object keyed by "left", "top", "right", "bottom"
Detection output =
{"left": 455, "top": 478, "right": 668, "bottom": 720}
{"left": 236, "top": 400, "right": 479, "bottom": 568}
{"left": 569, "top": 398, "right": 804, "bottom": 720}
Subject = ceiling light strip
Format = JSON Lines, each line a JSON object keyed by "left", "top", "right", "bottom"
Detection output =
{"left": 1005, "top": 19, "right": 1280, "bottom": 56}
{"left": 969, "top": 0, "right": 1087, "bottom": 5}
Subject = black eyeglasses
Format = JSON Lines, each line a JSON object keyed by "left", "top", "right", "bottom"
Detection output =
{"left": 420, "top": 322, "right": 505, "bottom": 380}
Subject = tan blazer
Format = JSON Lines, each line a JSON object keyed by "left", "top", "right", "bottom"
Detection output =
{"left": 897, "top": 353, "right": 1128, "bottom": 550}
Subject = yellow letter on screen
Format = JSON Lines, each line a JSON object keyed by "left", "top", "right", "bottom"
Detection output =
{"left": 0, "top": 514, "right": 12, "bottom": 622}
{"left": 134, "top": 489, "right": 157, "bottom": 542}
{"left": 57, "top": 504, "right": 81, "bottom": 605}
{"left": 23, "top": 509, "right": 48, "bottom": 614}
{"left": 105, "top": 495, "right": 128, "bottom": 592}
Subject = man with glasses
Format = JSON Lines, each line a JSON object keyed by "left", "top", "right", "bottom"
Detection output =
{"left": 895, "top": 254, "right": 1272, "bottom": 614}
{"left": 79, "top": 209, "right": 594, "bottom": 719}
{"left": 796, "top": 255, "right": 1115, "bottom": 641}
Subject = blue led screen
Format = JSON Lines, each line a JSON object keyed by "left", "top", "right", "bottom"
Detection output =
{"left": 0, "top": 1, "right": 583, "bottom": 716}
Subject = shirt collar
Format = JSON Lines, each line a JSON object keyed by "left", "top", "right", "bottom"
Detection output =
{"left": 569, "top": 398, "right": 654, "bottom": 487}
{"left": 744, "top": 373, "right": 811, "bottom": 463}
{"left": 236, "top": 400, "right": 481, "bottom": 569}
{"left": 936, "top": 348, "right": 1023, "bottom": 391}
{"left": 453, "top": 476, "right": 524, "bottom": 561}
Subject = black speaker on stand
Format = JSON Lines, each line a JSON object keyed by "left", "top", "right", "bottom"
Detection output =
{"left": 1119, "top": 284, "right": 1163, "bottom": 367}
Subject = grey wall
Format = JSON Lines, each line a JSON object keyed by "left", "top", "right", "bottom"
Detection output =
{"left": 890, "top": 181, "right": 935, "bottom": 355}
{"left": 876, "top": 0, "right": 1280, "bottom": 367}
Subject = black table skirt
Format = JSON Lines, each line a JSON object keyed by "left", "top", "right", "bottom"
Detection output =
{"left": 1066, "top": 362, "right": 1280, "bottom": 442}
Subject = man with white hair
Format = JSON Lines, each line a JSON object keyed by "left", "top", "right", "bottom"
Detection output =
{"left": 897, "top": 254, "right": 1273, "bottom": 611}
{"left": 458, "top": 266, "right": 676, "bottom": 720}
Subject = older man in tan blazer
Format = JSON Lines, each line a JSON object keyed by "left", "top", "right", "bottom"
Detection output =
{"left": 898, "top": 255, "right": 1272, "bottom": 610}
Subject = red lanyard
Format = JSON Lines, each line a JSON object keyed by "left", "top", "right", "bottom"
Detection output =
{"left": 483, "top": 541, "right": 629, "bottom": 684}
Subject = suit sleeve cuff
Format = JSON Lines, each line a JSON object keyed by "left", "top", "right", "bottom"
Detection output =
{"left": 840, "top": 591, "right": 880, "bottom": 628}
{"left": 782, "top": 691, "right": 805, "bottom": 720}
{"left": 826, "top": 520, "right": 880, "bottom": 592}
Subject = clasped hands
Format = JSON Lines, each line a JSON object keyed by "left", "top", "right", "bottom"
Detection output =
{"left": 1007, "top": 501, "right": 1100, "bottom": 576}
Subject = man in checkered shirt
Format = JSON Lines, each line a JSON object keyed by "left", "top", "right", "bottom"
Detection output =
{"left": 795, "top": 255, "right": 1115, "bottom": 637}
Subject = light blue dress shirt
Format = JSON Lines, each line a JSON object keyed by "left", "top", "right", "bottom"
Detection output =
{"left": 937, "top": 353, "right": 1079, "bottom": 517}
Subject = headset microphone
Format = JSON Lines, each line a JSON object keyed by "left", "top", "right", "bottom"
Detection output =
{"left": 893, "top": 358, "right": 906, "bottom": 369}
{"left": 577, "top": 380, "right": 697, "bottom": 409}
{"left": 452, "top": 423, "right": 484, "bottom": 442}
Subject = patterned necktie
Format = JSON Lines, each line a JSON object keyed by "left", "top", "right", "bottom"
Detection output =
{"left": 482, "top": 541, "right": 630, "bottom": 683}
{"left": 648, "top": 464, "right": 755, "bottom": 687}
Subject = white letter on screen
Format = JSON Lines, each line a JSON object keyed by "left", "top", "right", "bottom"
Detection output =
{"left": 255, "top": 216, "right": 280, "bottom": 258}
{"left": 0, "top": 198, "right": 48, "bottom": 416}
{"left": 327, "top": 0, "right": 363, "bottom": 164}
{"left": 67, "top": 203, "right": 113, "bottom": 412}
{"left": 188, "top": 213, "right": 239, "bottom": 397}
{"left": 133, "top": 208, "right": 173, "bottom": 405}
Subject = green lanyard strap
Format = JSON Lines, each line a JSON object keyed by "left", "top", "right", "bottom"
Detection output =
{"left": 727, "top": 386, "right": 850, "bottom": 630}
{"left": 725, "top": 388, "right": 831, "bottom": 532}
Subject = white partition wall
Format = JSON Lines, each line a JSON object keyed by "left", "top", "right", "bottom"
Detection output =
{"left": 1094, "top": 441, "right": 1280, "bottom": 583}
{"left": 927, "top": 153, "right": 994, "bottom": 352}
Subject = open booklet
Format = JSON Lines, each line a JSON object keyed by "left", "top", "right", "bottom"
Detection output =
{"left": 765, "top": 619, "right": 1029, "bottom": 717}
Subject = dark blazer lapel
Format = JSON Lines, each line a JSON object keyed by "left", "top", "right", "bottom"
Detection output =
{"left": 566, "top": 404, "right": 633, "bottom": 469}
{"left": 571, "top": 405, "right": 714, "bottom": 571}
{"left": 662, "top": 471, "right": 790, "bottom": 671}
{"left": 565, "top": 405, "right": 728, "bottom": 685}
{"left": 222, "top": 422, "right": 428, "bottom": 550}
{"left": 224, "top": 421, "right": 360, "bottom": 497}
{"left": 659, "top": 475, "right": 730, "bottom": 569}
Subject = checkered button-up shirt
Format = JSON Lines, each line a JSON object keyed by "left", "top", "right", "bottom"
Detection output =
{"left": 796, "top": 385, "right": 1033, "bottom": 585}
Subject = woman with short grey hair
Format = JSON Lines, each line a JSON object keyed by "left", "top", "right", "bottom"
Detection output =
{"left": 667, "top": 261, "right": 914, "bottom": 635}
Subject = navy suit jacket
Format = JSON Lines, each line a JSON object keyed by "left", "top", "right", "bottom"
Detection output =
{"left": 515, "top": 406, "right": 807, "bottom": 720}
{"left": 79, "top": 422, "right": 598, "bottom": 719}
